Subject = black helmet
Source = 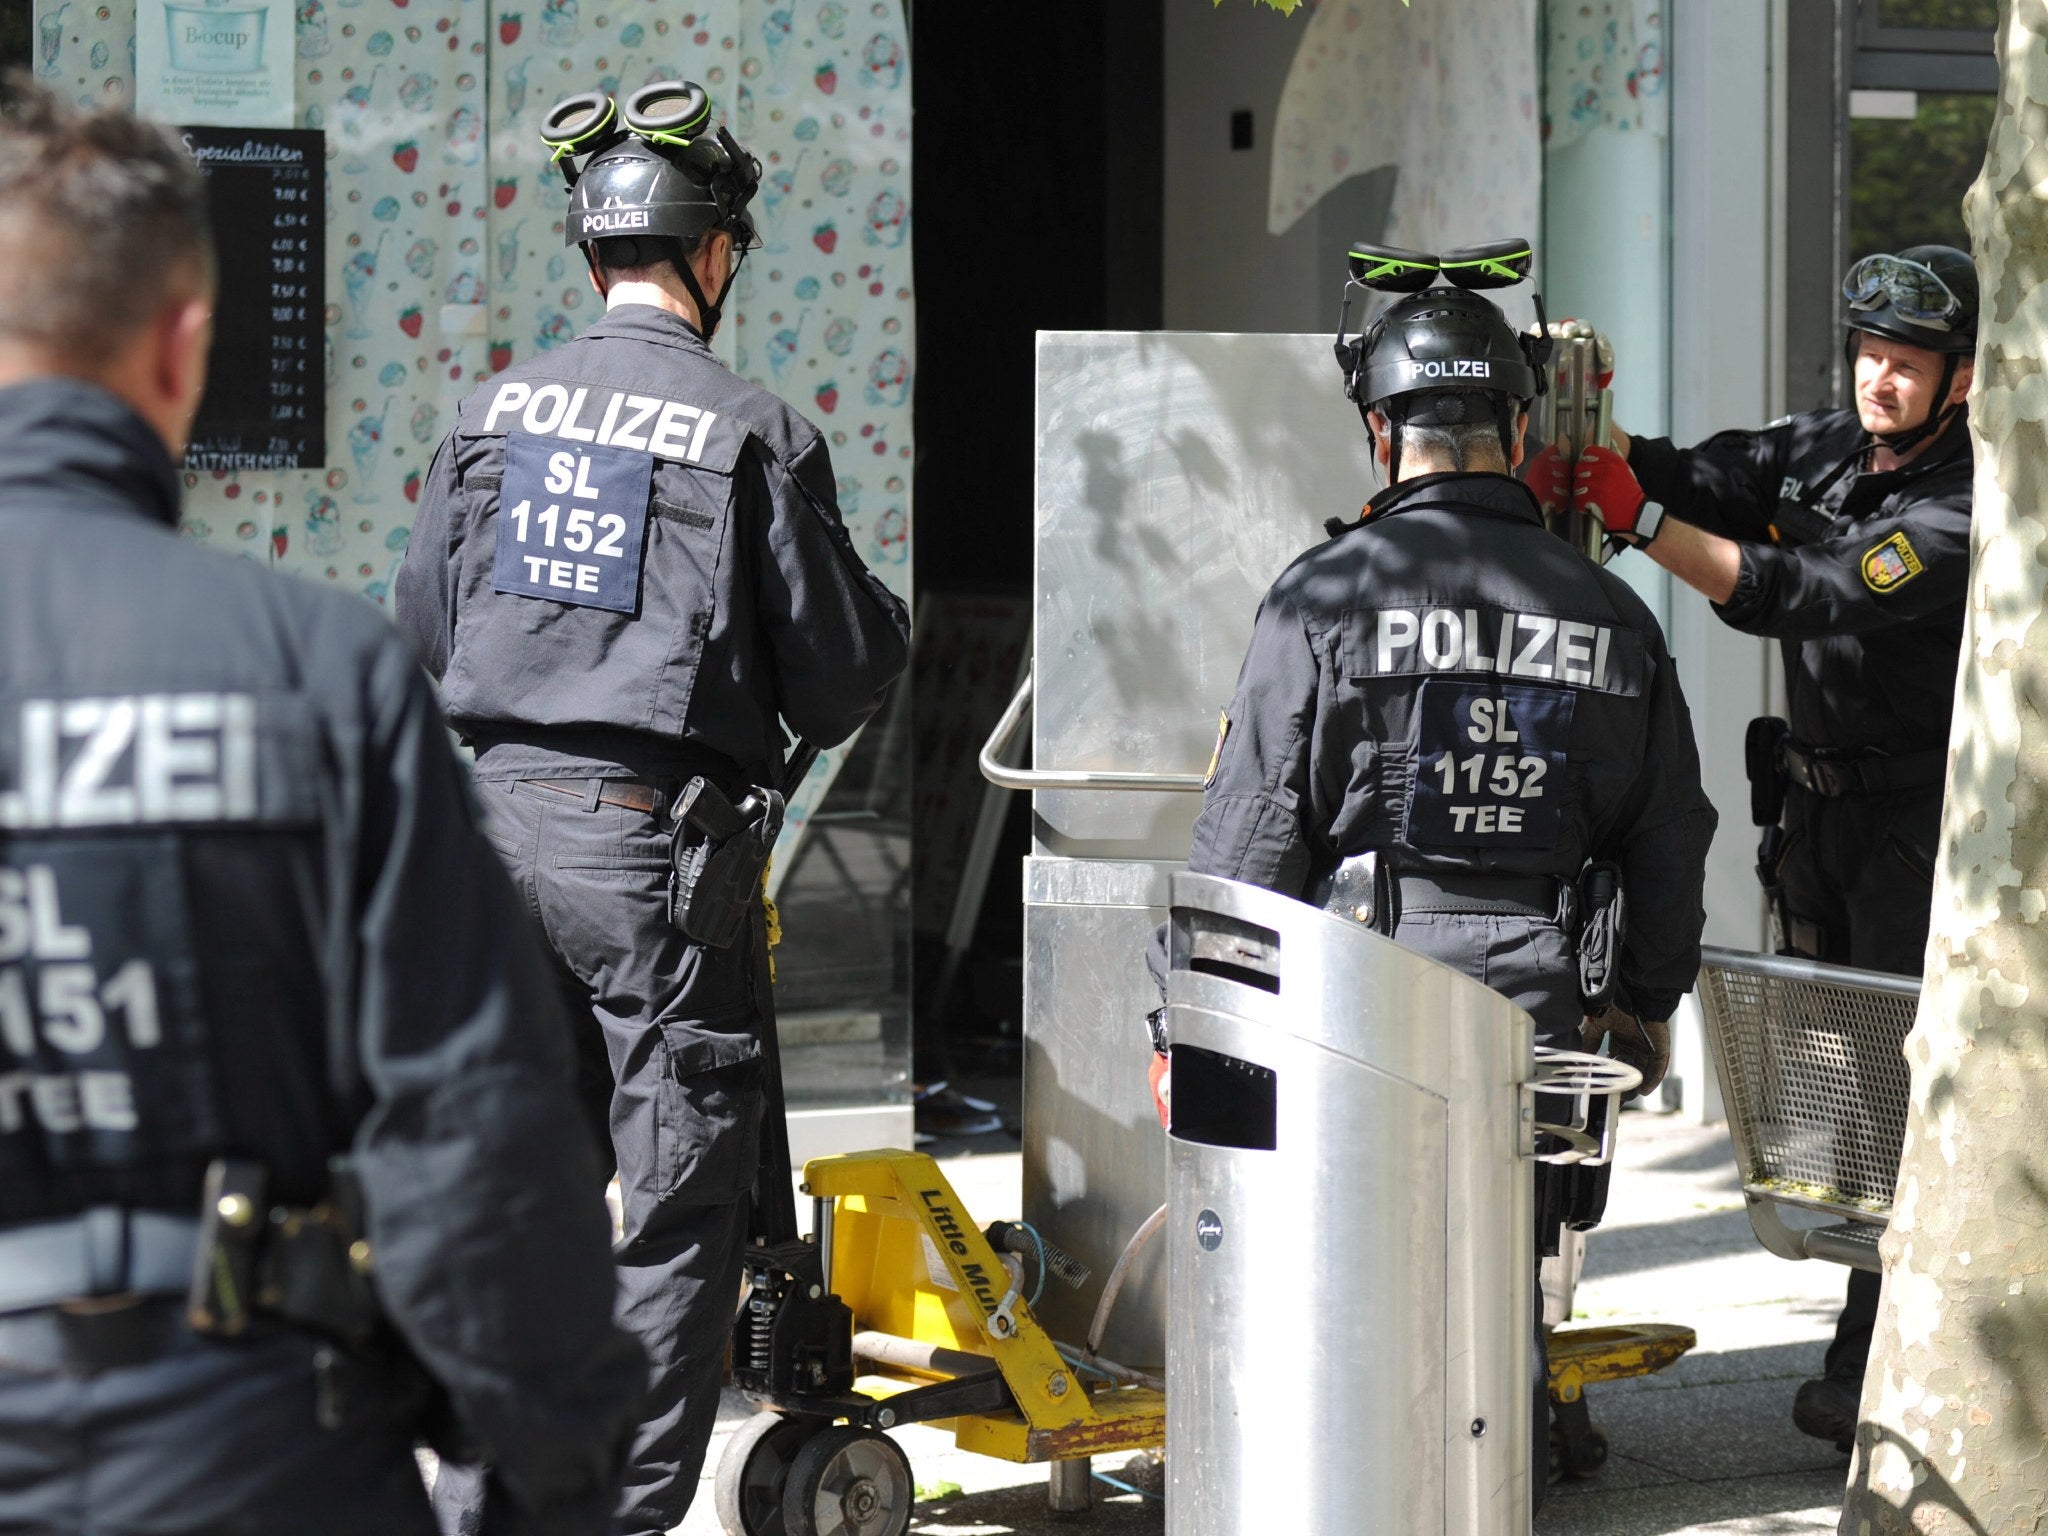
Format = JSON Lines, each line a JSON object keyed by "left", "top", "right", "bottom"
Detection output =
{"left": 1843, "top": 244, "right": 1977, "bottom": 356}
{"left": 1841, "top": 244, "right": 1977, "bottom": 451}
{"left": 543, "top": 79, "right": 762, "bottom": 337}
{"left": 562, "top": 133, "right": 762, "bottom": 253}
{"left": 1340, "top": 286, "right": 1544, "bottom": 482}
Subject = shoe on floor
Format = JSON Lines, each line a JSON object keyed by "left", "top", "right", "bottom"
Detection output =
{"left": 1792, "top": 1375, "right": 1859, "bottom": 1453}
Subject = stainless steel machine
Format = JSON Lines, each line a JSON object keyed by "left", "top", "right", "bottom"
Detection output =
{"left": 980, "top": 331, "right": 1381, "bottom": 1377}
{"left": 1159, "top": 873, "right": 1634, "bottom": 1535}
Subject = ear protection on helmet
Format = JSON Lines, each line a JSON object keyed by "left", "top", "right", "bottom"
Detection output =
{"left": 1334, "top": 236, "right": 1551, "bottom": 407}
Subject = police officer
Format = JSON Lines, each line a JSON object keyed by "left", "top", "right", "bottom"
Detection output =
{"left": 1156, "top": 258, "right": 1716, "bottom": 1500}
{"left": 0, "top": 81, "right": 643, "bottom": 1534}
{"left": 395, "top": 80, "right": 909, "bottom": 1535}
{"left": 1570, "top": 246, "right": 1974, "bottom": 1452}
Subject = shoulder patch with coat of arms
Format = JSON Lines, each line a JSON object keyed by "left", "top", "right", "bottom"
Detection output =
{"left": 1861, "top": 531, "right": 1925, "bottom": 593}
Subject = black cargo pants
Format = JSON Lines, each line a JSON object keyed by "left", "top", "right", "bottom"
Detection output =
{"left": 434, "top": 777, "right": 768, "bottom": 1536}
{"left": 1773, "top": 781, "right": 1942, "bottom": 1385}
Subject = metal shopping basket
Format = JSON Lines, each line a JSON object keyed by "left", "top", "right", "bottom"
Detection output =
{"left": 1695, "top": 946, "right": 1920, "bottom": 1272}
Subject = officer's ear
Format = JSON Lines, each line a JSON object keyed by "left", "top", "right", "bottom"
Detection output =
{"left": 1509, "top": 409, "right": 1529, "bottom": 469}
{"left": 1948, "top": 357, "right": 1975, "bottom": 410}
{"left": 1366, "top": 409, "right": 1392, "bottom": 468}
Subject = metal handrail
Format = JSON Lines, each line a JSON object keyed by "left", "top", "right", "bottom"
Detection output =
{"left": 977, "top": 668, "right": 1207, "bottom": 793}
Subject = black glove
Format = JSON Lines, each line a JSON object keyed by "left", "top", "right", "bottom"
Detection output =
{"left": 1580, "top": 1006, "right": 1671, "bottom": 1100}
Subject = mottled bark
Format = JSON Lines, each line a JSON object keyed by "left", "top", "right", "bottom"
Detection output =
{"left": 1840, "top": 4, "right": 2048, "bottom": 1532}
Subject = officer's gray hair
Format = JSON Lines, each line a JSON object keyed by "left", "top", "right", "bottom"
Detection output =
{"left": 0, "top": 75, "right": 215, "bottom": 363}
{"left": 1398, "top": 419, "right": 1512, "bottom": 473}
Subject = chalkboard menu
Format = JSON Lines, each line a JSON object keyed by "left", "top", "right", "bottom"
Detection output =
{"left": 181, "top": 126, "right": 325, "bottom": 470}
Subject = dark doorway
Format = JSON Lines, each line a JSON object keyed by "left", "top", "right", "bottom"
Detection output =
{"left": 905, "top": 1, "right": 1163, "bottom": 1103}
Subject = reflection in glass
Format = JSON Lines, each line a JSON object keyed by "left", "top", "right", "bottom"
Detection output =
{"left": 1849, "top": 91, "right": 1994, "bottom": 258}
{"left": 774, "top": 692, "right": 912, "bottom": 1113}
{"left": 1875, "top": 0, "right": 1997, "bottom": 28}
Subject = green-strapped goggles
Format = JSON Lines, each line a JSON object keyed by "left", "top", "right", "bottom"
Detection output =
{"left": 541, "top": 80, "right": 716, "bottom": 165}
{"left": 1843, "top": 253, "right": 1964, "bottom": 328}
{"left": 1347, "top": 238, "right": 1534, "bottom": 294}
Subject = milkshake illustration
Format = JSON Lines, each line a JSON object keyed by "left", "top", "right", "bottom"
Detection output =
{"left": 767, "top": 311, "right": 808, "bottom": 383}
{"left": 37, "top": 5, "right": 69, "bottom": 77}
{"left": 495, "top": 222, "right": 526, "bottom": 285}
{"left": 503, "top": 57, "right": 531, "bottom": 122}
{"left": 757, "top": 150, "right": 806, "bottom": 252}
{"left": 347, "top": 398, "right": 395, "bottom": 504}
{"left": 343, "top": 230, "right": 390, "bottom": 340}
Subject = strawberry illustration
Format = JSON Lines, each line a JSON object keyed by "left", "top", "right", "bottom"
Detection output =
{"left": 815, "top": 380, "right": 839, "bottom": 413}
{"left": 499, "top": 14, "right": 522, "bottom": 45}
{"left": 813, "top": 222, "right": 837, "bottom": 254}
{"left": 398, "top": 305, "right": 423, "bottom": 338}
{"left": 403, "top": 469, "right": 422, "bottom": 503}
{"left": 271, "top": 525, "right": 288, "bottom": 559}
{"left": 490, "top": 342, "right": 514, "bottom": 372}
{"left": 392, "top": 140, "right": 419, "bottom": 173}
{"left": 816, "top": 62, "right": 837, "bottom": 95}
{"left": 494, "top": 178, "right": 518, "bottom": 209}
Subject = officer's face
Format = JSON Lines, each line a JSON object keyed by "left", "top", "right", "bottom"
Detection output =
{"left": 1853, "top": 334, "right": 1971, "bottom": 437}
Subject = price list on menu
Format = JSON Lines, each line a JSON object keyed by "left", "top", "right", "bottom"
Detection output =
{"left": 181, "top": 126, "right": 326, "bottom": 470}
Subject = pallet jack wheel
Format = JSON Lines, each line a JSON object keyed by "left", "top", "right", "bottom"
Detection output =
{"left": 781, "top": 1424, "right": 915, "bottom": 1536}
{"left": 716, "top": 1410, "right": 824, "bottom": 1535}
{"left": 1549, "top": 1394, "right": 1610, "bottom": 1480}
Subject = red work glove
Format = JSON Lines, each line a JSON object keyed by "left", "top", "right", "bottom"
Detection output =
{"left": 1148, "top": 1051, "right": 1172, "bottom": 1130}
{"left": 1572, "top": 445, "right": 1652, "bottom": 544}
{"left": 1525, "top": 442, "right": 1572, "bottom": 522}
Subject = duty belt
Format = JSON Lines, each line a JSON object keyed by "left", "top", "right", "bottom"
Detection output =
{"left": 1780, "top": 740, "right": 1946, "bottom": 798}
{"left": 1397, "top": 872, "right": 1566, "bottom": 922}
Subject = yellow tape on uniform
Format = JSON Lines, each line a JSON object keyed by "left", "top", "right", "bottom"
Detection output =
{"left": 1861, "top": 531, "right": 1924, "bottom": 593}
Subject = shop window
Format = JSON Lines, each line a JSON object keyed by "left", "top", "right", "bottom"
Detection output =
{"left": 1849, "top": 90, "right": 1995, "bottom": 257}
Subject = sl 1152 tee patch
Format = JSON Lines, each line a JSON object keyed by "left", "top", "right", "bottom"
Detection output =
{"left": 1861, "top": 531, "right": 1924, "bottom": 594}
{"left": 1408, "top": 681, "right": 1574, "bottom": 848}
{"left": 491, "top": 432, "right": 654, "bottom": 614}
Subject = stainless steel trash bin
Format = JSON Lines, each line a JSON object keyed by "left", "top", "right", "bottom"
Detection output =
{"left": 1162, "top": 873, "right": 1629, "bottom": 1536}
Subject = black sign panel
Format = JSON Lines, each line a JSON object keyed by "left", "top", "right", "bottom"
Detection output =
{"left": 181, "top": 127, "right": 325, "bottom": 470}
{"left": 1407, "top": 681, "right": 1575, "bottom": 849}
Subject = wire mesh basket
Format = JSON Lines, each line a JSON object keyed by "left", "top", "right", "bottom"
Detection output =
{"left": 1696, "top": 946, "right": 1919, "bottom": 1233}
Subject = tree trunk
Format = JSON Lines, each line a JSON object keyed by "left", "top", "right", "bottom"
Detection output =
{"left": 1841, "top": 3, "right": 2048, "bottom": 1531}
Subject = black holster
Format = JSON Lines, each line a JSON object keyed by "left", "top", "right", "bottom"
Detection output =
{"left": 1745, "top": 716, "right": 1793, "bottom": 945}
{"left": 667, "top": 776, "right": 785, "bottom": 949}
{"left": 187, "top": 1157, "right": 380, "bottom": 1350}
{"left": 1574, "top": 862, "right": 1625, "bottom": 1012}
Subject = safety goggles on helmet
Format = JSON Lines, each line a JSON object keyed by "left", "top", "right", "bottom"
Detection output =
{"left": 1347, "top": 238, "right": 1535, "bottom": 294}
{"left": 1843, "top": 253, "right": 1966, "bottom": 329}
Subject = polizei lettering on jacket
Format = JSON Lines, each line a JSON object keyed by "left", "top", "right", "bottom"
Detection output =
{"left": 0, "top": 694, "right": 259, "bottom": 831}
{"left": 1352, "top": 606, "right": 1647, "bottom": 696}
{"left": 920, "top": 1188, "right": 1002, "bottom": 1316}
{"left": 481, "top": 379, "right": 719, "bottom": 464}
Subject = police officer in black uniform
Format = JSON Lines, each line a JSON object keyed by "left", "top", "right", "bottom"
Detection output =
{"left": 1156, "top": 251, "right": 1716, "bottom": 1502}
{"left": 0, "top": 81, "right": 643, "bottom": 1535}
{"left": 395, "top": 80, "right": 909, "bottom": 1536}
{"left": 1173, "top": 257, "right": 1714, "bottom": 1061}
{"left": 1568, "top": 246, "right": 1976, "bottom": 1452}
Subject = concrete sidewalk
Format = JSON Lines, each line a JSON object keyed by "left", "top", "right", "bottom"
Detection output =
{"left": 677, "top": 1112, "right": 1855, "bottom": 1535}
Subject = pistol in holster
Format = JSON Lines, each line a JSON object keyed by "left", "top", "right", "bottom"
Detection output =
{"left": 1745, "top": 715, "right": 1793, "bottom": 943}
{"left": 668, "top": 775, "right": 786, "bottom": 949}
{"left": 1575, "top": 860, "right": 1626, "bottom": 1013}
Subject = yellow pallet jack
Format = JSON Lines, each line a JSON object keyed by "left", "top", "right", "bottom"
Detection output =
{"left": 715, "top": 1148, "right": 1163, "bottom": 1536}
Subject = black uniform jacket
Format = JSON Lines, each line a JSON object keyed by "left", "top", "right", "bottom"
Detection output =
{"left": 1628, "top": 408, "right": 1972, "bottom": 754}
{"left": 1188, "top": 472, "right": 1717, "bottom": 1022}
{"left": 0, "top": 381, "right": 642, "bottom": 1528}
{"left": 395, "top": 303, "right": 909, "bottom": 782}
